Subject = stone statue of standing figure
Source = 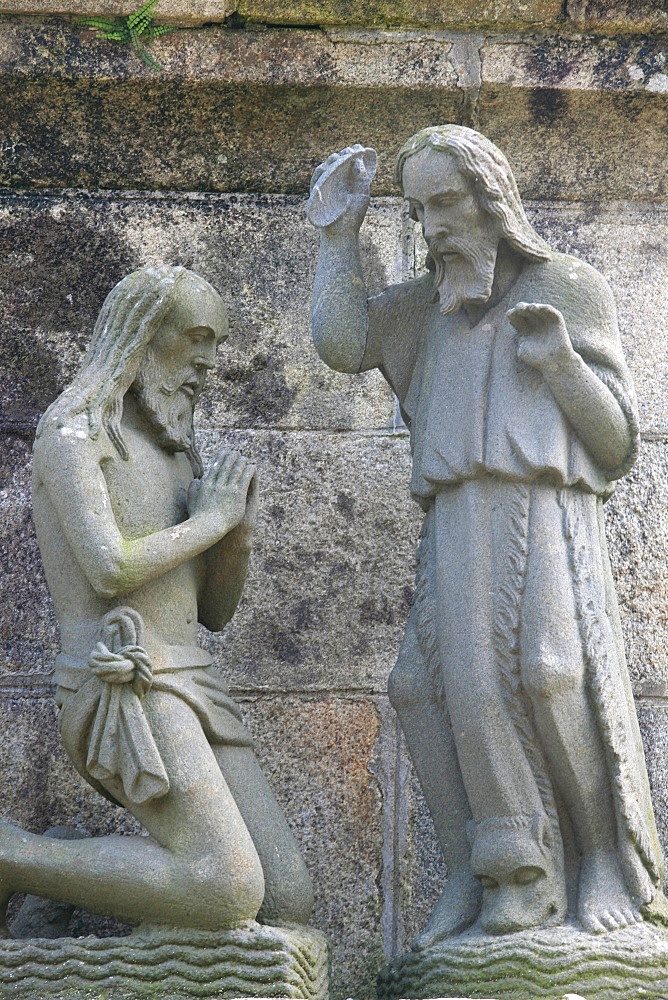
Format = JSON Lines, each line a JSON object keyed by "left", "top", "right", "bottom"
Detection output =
{"left": 308, "top": 126, "right": 667, "bottom": 947}
{"left": 3, "top": 265, "right": 313, "bottom": 935}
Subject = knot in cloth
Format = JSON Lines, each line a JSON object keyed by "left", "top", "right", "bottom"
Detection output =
{"left": 85, "top": 607, "right": 169, "bottom": 805}
{"left": 88, "top": 641, "right": 153, "bottom": 697}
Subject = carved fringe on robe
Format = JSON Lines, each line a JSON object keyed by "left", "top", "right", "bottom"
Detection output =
{"left": 492, "top": 485, "right": 562, "bottom": 855}
{"left": 414, "top": 505, "right": 445, "bottom": 709}
{"left": 559, "top": 488, "right": 666, "bottom": 916}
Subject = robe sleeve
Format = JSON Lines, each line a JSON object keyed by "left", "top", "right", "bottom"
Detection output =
{"left": 527, "top": 255, "right": 640, "bottom": 482}
{"left": 359, "top": 274, "right": 432, "bottom": 408}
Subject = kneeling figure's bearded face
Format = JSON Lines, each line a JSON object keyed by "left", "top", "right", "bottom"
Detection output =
{"left": 132, "top": 350, "right": 202, "bottom": 455}
{"left": 131, "top": 283, "right": 227, "bottom": 454}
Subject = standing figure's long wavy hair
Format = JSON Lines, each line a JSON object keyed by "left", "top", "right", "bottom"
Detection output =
{"left": 394, "top": 125, "right": 553, "bottom": 267}
{"left": 36, "top": 265, "right": 216, "bottom": 477}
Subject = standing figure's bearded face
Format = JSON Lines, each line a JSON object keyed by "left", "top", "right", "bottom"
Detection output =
{"left": 130, "top": 281, "right": 228, "bottom": 454}
{"left": 401, "top": 146, "right": 501, "bottom": 316}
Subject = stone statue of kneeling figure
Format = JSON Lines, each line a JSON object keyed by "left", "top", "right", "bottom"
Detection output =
{"left": 3, "top": 265, "right": 313, "bottom": 934}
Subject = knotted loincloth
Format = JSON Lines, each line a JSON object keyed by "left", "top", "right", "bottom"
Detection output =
{"left": 54, "top": 607, "right": 252, "bottom": 807}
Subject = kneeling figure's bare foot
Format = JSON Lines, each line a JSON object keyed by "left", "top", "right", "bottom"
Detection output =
{"left": 0, "top": 819, "right": 21, "bottom": 937}
{"left": 412, "top": 871, "right": 482, "bottom": 951}
{"left": 578, "top": 849, "right": 642, "bottom": 934}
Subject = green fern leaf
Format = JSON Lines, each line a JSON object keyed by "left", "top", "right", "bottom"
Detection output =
{"left": 127, "top": 0, "right": 159, "bottom": 29}
{"left": 146, "top": 24, "right": 175, "bottom": 37}
{"left": 136, "top": 38, "right": 163, "bottom": 69}
{"left": 75, "top": 16, "right": 122, "bottom": 30}
{"left": 78, "top": 0, "right": 171, "bottom": 71}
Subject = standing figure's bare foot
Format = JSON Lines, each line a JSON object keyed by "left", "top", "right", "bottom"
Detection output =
{"left": 578, "top": 849, "right": 642, "bottom": 934}
{"left": 412, "top": 871, "right": 482, "bottom": 950}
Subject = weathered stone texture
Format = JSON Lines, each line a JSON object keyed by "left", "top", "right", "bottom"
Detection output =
{"left": 0, "top": 21, "right": 463, "bottom": 194}
{"left": 4, "top": 0, "right": 667, "bottom": 32}
{"left": 248, "top": 695, "right": 385, "bottom": 1000}
{"left": 0, "top": 0, "right": 565, "bottom": 28}
{"left": 607, "top": 441, "right": 668, "bottom": 697}
{"left": 566, "top": 0, "right": 668, "bottom": 33}
{"left": 235, "top": 0, "right": 564, "bottom": 29}
{"left": 639, "top": 702, "right": 668, "bottom": 855}
{"left": 0, "top": 433, "right": 58, "bottom": 677}
{"left": 3, "top": 193, "right": 668, "bottom": 435}
{"left": 0, "top": 423, "right": 420, "bottom": 690}
{"left": 2, "top": 22, "right": 668, "bottom": 199}
{"left": 0, "top": 193, "right": 400, "bottom": 432}
{"left": 0, "top": 691, "right": 385, "bottom": 999}
{"left": 0, "top": 695, "right": 141, "bottom": 835}
{"left": 200, "top": 429, "right": 418, "bottom": 694}
{"left": 524, "top": 201, "right": 668, "bottom": 435}
{"left": 0, "top": 0, "right": 229, "bottom": 19}
{"left": 478, "top": 34, "right": 668, "bottom": 201}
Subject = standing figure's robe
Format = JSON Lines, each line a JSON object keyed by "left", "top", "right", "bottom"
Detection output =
{"left": 360, "top": 252, "right": 664, "bottom": 913}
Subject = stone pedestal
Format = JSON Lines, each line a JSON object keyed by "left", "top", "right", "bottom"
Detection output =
{"left": 377, "top": 923, "right": 668, "bottom": 1000}
{"left": 0, "top": 921, "right": 329, "bottom": 999}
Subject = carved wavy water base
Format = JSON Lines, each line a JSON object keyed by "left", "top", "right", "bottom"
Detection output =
{"left": 377, "top": 922, "right": 668, "bottom": 1000}
{"left": 0, "top": 921, "right": 329, "bottom": 1000}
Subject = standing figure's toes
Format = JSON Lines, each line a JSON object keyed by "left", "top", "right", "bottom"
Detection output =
{"left": 577, "top": 850, "right": 641, "bottom": 935}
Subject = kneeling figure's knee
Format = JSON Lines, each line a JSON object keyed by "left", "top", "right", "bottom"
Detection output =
{"left": 188, "top": 847, "right": 265, "bottom": 928}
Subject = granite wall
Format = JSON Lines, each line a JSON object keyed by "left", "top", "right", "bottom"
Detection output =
{"left": 0, "top": 4, "right": 667, "bottom": 997}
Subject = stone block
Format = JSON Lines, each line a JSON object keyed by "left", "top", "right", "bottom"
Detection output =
{"left": 0, "top": 433, "right": 59, "bottom": 676}
{"left": 0, "top": 0, "right": 229, "bottom": 19}
{"left": 479, "top": 35, "right": 668, "bottom": 201}
{"left": 0, "top": 192, "right": 399, "bottom": 432}
{"left": 523, "top": 201, "right": 668, "bottom": 436}
{"left": 638, "top": 701, "right": 668, "bottom": 856}
{"left": 0, "top": 21, "right": 463, "bottom": 193}
{"left": 0, "top": 923, "right": 329, "bottom": 1000}
{"left": 566, "top": 0, "right": 668, "bottom": 33}
{"left": 0, "top": 689, "right": 382, "bottom": 998}
{"left": 3, "top": 22, "right": 668, "bottom": 200}
{"left": 4, "top": 193, "right": 666, "bottom": 434}
{"left": 0, "top": 693, "right": 141, "bottom": 836}
{"left": 235, "top": 0, "right": 564, "bottom": 29}
{"left": 0, "top": 0, "right": 565, "bottom": 29}
{"left": 247, "top": 695, "right": 386, "bottom": 1000}
{"left": 0, "top": 425, "right": 420, "bottom": 693}
{"left": 199, "top": 429, "right": 418, "bottom": 695}
{"left": 606, "top": 440, "right": 668, "bottom": 696}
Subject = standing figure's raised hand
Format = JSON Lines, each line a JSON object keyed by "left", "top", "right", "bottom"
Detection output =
{"left": 306, "top": 145, "right": 377, "bottom": 233}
